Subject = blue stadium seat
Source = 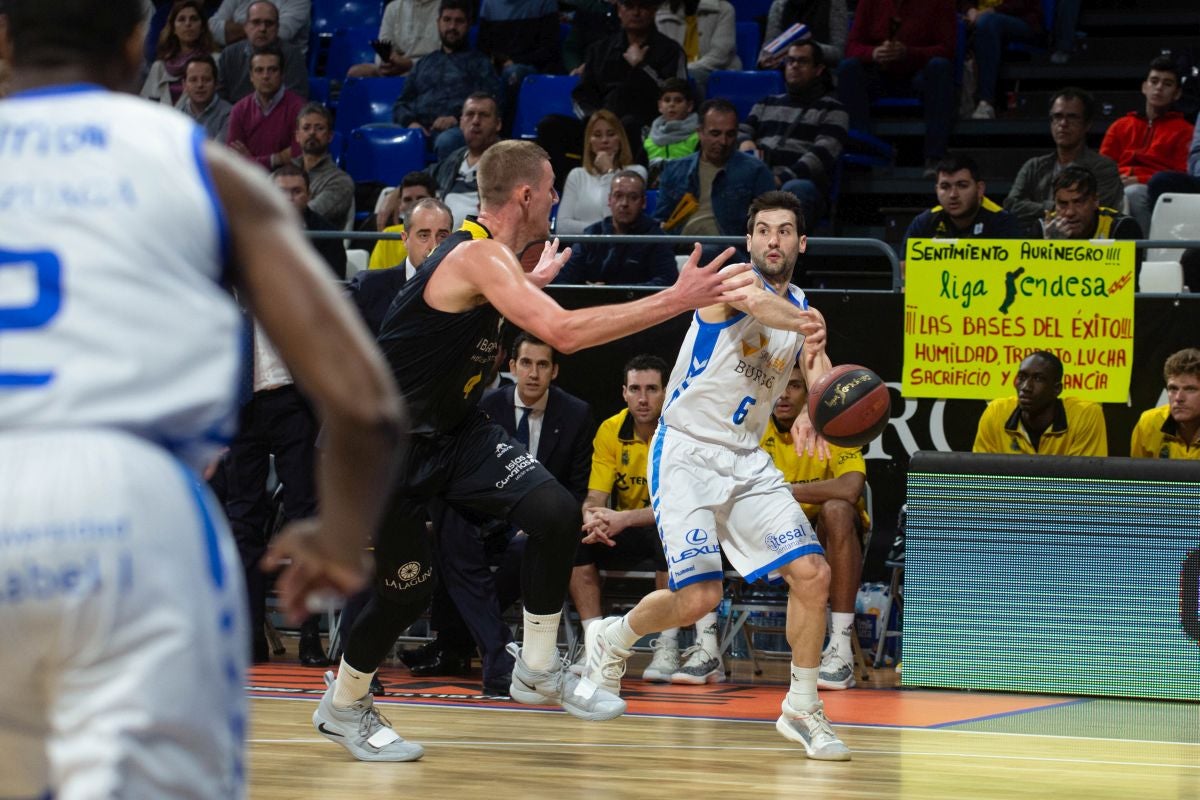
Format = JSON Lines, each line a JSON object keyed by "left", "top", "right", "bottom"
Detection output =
{"left": 343, "top": 124, "right": 427, "bottom": 185}
{"left": 735, "top": 21, "right": 761, "bottom": 69}
{"left": 732, "top": 0, "right": 774, "bottom": 22}
{"left": 512, "top": 74, "right": 581, "bottom": 139}
{"left": 311, "top": 0, "right": 383, "bottom": 37}
{"left": 644, "top": 189, "right": 658, "bottom": 217}
{"left": 324, "top": 25, "right": 378, "bottom": 86}
{"left": 706, "top": 70, "right": 784, "bottom": 121}
{"left": 335, "top": 76, "right": 405, "bottom": 139}
{"left": 308, "top": 76, "right": 332, "bottom": 106}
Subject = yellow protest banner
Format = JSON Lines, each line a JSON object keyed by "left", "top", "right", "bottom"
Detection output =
{"left": 902, "top": 239, "right": 1135, "bottom": 402}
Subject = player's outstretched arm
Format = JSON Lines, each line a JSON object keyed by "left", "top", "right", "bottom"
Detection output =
{"left": 445, "top": 241, "right": 753, "bottom": 353}
{"left": 205, "top": 143, "right": 406, "bottom": 621}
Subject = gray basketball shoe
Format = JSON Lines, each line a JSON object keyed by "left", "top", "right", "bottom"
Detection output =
{"left": 312, "top": 671, "right": 424, "bottom": 762}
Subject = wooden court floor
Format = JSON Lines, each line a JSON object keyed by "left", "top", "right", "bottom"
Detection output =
{"left": 245, "top": 649, "right": 1200, "bottom": 799}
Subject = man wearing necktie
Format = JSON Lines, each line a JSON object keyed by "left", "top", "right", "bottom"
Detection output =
{"left": 420, "top": 332, "right": 594, "bottom": 692}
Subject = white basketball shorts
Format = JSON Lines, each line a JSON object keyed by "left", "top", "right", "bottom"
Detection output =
{"left": 0, "top": 429, "right": 247, "bottom": 800}
{"left": 649, "top": 425, "right": 824, "bottom": 590}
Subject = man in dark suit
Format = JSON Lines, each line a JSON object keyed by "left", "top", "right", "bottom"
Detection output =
{"left": 415, "top": 332, "right": 594, "bottom": 693}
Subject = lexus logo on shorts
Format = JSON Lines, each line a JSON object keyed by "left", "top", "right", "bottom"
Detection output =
{"left": 398, "top": 562, "right": 422, "bottom": 581}
{"left": 685, "top": 529, "right": 708, "bottom": 545}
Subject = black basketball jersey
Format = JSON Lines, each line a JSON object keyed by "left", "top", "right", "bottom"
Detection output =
{"left": 378, "top": 219, "right": 504, "bottom": 436}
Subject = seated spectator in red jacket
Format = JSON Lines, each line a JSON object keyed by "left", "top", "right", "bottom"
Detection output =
{"left": 835, "top": 0, "right": 956, "bottom": 174}
{"left": 961, "top": 0, "right": 1043, "bottom": 120}
{"left": 226, "top": 48, "right": 306, "bottom": 169}
{"left": 1100, "top": 56, "right": 1194, "bottom": 235}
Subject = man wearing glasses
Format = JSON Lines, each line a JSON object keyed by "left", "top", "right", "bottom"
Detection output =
{"left": 738, "top": 39, "right": 848, "bottom": 228}
{"left": 1003, "top": 87, "right": 1123, "bottom": 234}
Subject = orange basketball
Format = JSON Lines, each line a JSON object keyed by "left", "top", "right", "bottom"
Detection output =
{"left": 806, "top": 364, "right": 891, "bottom": 447}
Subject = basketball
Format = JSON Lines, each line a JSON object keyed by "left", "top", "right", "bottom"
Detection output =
{"left": 807, "top": 364, "right": 891, "bottom": 447}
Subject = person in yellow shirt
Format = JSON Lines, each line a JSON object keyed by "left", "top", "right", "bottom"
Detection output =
{"left": 1131, "top": 348, "right": 1200, "bottom": 460}
{"left": 367, "top": 171, "right": 439, "bottom": 270}
{"left": 973, "top": 350, "right": 1108, "bottom": 456}
{"left": 760, "top": 365, "right": 869, "bottom": 690}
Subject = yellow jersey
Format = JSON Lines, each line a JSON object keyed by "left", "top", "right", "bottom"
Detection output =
{"left": 1130, "top": 405, "right": 1200, "bottom": 460}
{"left": 973, "top": 396, "right": 1108, "bottom": 456}
{"left": 759, "top": 417, "right": 869, "bottom": 527}
{"left": 588, "top": 409, "right": 651, "bottom": 511}
{"left": 368, "top": 223, "right": 408, "bottom": 270}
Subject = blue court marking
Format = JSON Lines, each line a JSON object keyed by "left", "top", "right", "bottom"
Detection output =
{"left": 926, "top": 696, "right": 1095, "bottom": 729}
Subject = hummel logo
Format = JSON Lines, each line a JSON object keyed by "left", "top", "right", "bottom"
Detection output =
{"left": 317, "top": 722, "right": 344, "bottom": 738}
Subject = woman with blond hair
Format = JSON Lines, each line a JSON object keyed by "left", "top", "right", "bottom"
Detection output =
{"left": 555, "top": 110, "right": 649, "bottom": 235}
{"left": 141, "top": 0, "right": 216, "bottom": 105}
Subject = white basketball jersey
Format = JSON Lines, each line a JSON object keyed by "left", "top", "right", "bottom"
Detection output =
{"left": 661, "top": 283, "right": 808, "bottom": 450}
{"left": 0, "top": 87, "right": 243, "bottom": 469}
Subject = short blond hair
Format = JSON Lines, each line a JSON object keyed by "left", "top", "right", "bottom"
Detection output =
{"left": 477, "top": 140, "right": 550, "bottom": 208}
{"left": 1164, "top": 348, "right": 1200, "bottom": 382}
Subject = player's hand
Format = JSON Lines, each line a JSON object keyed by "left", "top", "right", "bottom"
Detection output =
{"left": 262, "top": 519, "right": 372, "bottom": 625}
{"left": 528, "top": 238, "right": 572, "bottom": 287}
{"left": 798, "top": 307, "right": 827, "bottom": 366}
{"left": 791, "top": 409, "right": 831, "bottom": 461}
{"left": 671, "top": 244, "right": 753, "bottom": 310}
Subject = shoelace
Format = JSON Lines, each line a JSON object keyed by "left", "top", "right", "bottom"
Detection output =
{"left": 802, "top": 703, "right": 838, "bottom": 742}
{"left": 679, "top": 644, "right": 717, "bottom": 667}
{"left": 356, "top": 702, "right": 392, "bottom": 739}
{"left": 592, "top": 640, "right": 627, "bottom": 682}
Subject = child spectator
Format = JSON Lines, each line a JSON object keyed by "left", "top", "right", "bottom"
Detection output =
{"left": 643, "top": 78, "right": 699, "bottom": 180}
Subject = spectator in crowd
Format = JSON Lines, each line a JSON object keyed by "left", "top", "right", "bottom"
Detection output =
{"left": 1130, "top": 348, "right": 1200, "bottom": 460}
{"left": 562, "top": 0, "right": 621, "bottom": 72}
{"left": 644, "top": 78, "right": 699, "bottom": 178}
{"left": 272, "top": 164, "right": 347, "bottom": 278}
{"left": 557, "top": 110, "right": 649, "bottom": 234}
{"left": 1099, "top": 56, "right": 1194, "bottom": 235}
{"left": 836, "top": 0, "right": 956, "bottom": 174}
{"left": 348, "top": 198, "right": 454, "bottom": 338}
{"left": 478, "top": 0, "right": 565, "bottom": 121}
{"left": 759, "top": 0, "right": 847, "bottom": 68}
{"left": 903, "top": 155, "right": 1023, "bottom": 256}
{"left": 176, "top": 54, "right": 232, "bottom": 140}
{"left": 370, "top": 171, "right": 440, "bottom": 270}
{"left": 1050, "top": 0, "right": 1080, "bottom": 64}
{"left": 570, "top": 354, "right": 722, "bottom": 685}
{"left": 961, "top": 0, "right": 1043, "bottom": 120}
{"left": 554, "top": 170, "right": 678, "bottom": 285}
{"left": 760, "top": 365, "right": 869, "bottom": 690}
{"left": 141, "top": 0, "right": 215, "bottom": 106}
{"left": 428, "top": 92, "right": 506, "bottom": 225}
{"left": 655, "top": 0, "right": 740, "bottom": 96}
{"left": 217, "top": 0, "right": 307, "bottom": 103}
{"left": 207, "top": 0, "right": 309, "bottom": 53}
{"left": 226, "top": 47, "right": 306, "bottom": 169}
{"left": 292, "top": 102, "right": 353, "bottom": 227}
{"left": 1004, "top": 87, "right": 1123, "bottom": 233}
{"left": 1042, "top": 165, "right": 1142, "bottom": 242}
{"left": 1147, "top": 122, "right": 1200, "bottom": 207}
{"left": 391, "top": 0, "right": 502, "bottom": 161}
{"left": 973, "top": 350, "right": 1108, "bottom": 456}
{"left": 739, "top": 38, "right": 848, "bottom": 227}
{"left": 347, "top": 0, "right": 442, "bottom": 77}
{"left": 655, "top": 99, "right": 775, "bottom": 257}
{"left": 569, "top": 0, "right": 687, "bottom": 149}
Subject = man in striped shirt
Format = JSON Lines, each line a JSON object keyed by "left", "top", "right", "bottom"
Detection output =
{"left": 739, "top": 39, "right": 848, "bottom": 227}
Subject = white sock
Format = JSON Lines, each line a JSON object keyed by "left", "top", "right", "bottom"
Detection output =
{"left": 695, "top": 612, "right": 719, "bottom": 653}
{"left": 659, "top": 627, "right": 680, "bottom": 646}
{"left": 606, "top": 615, "right": 642, "bottom": 651}
{"left": 332, "top": 657, "right": 375, "bottom": 709}
{"left": 521, "top": 608, "right": 562, "bottom": 670}
{"left": 580, "top": 616, "right": 601, "bottom": 636}
{"left": 829, "top": 612, "right": 855, "bottom": 659}
{"left": 788, "top": 664, "right": 820, "bottom": 710}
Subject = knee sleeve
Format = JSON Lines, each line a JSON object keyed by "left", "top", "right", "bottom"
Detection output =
{"left": 509, "top": 481, "right": 582, "bottom": 614}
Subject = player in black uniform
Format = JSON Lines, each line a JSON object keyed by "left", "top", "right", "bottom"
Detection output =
{"left": 312, "top": 139, "right": 753, "bottom": 761}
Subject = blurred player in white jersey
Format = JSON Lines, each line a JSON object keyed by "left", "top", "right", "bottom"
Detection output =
{"left": 578, "top": 191, "right": 853, "bottom": 760}
{"left": 0, "top": 1, "right": 404, "bottom": 797}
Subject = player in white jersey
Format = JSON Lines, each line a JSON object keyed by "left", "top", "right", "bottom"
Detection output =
{"left": 0, "top": 2, "right": 404, "bottom": 797}
{"left": 577, "top": 191, "right": 852, "bottom": 760}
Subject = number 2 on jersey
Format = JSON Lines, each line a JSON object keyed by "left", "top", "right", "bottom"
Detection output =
{"left": 0, "top": 249, "right": 63, "bottom": 387}
{"left": 732, "top": 395, "right": 756, "bottom": 425}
